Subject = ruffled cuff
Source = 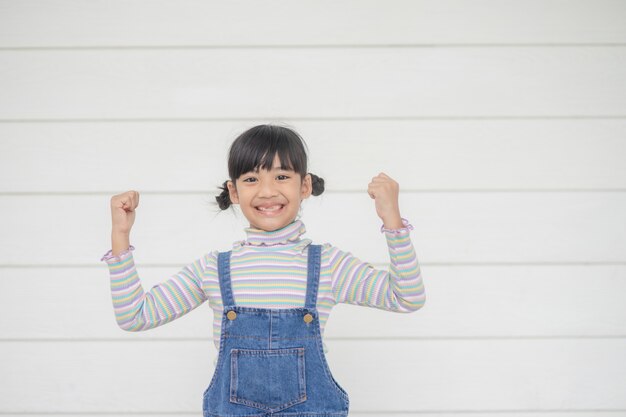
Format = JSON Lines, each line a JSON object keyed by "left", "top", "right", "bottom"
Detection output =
{"left": 380, "top": 217, "right": 414, "bottom": 234}
{"left": 100, "top": 245, "right": 135, "bottom": 263}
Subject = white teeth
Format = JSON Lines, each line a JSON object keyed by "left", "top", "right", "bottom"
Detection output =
{"left": 257, "top": 205, "right": 282, "bottom": 211}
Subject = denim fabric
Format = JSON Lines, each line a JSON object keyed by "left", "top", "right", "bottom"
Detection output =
{"left": 202, "top": 244, "right": 350, "bottom": 417}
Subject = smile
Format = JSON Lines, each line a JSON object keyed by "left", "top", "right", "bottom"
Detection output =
{"left": 255, "top": 204, "right": 285, "bottom": 214}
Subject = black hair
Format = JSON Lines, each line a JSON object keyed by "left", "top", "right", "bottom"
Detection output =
{"left": 215, "top": 124, "right": 325, "bottom": 210}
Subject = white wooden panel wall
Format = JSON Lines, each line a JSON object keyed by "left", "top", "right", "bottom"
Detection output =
{"left": 1, "top": 0, "right": 625, "bottom": 415}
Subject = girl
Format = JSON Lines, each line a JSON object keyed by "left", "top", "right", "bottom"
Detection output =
{"left": 101, "top": 123, "right": 426, "bottom": 416}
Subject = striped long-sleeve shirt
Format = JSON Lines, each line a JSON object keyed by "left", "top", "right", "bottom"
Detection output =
{"left": 100, "top": 218, "right": 425, "bottom": 363}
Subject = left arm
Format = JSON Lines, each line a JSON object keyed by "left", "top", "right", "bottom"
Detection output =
{"left": 328, "top": 173, "right": 426, "bottom": 312}
{"left": 328, "top": 218, "right": 426, "bottom": 312}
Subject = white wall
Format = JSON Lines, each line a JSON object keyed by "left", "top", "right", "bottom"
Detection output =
{"left": 1, "top": 0, "right": 625, "bottom": 415}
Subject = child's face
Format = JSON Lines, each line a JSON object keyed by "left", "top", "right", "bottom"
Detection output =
{"left": 227, "top": 155, "right": 312, "bottom": 232}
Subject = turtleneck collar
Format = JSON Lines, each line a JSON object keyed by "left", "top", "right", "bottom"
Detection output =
{"left": 241, "top": 219, "right": 307, "bottom": 247}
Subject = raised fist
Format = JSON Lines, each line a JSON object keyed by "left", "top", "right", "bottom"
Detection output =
{"left": 109, "top": 190, "right": 140, "bottom": 234}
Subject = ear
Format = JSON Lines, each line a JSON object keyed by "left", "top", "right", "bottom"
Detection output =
{"left": 300, "top": 173, "right": 312, "bottom": 200}
{"left": 227, "top": 180, "right": 239, "bottom": 204}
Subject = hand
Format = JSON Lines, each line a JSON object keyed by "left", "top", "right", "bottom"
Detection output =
{"left": 367, "top": 173, "right": 403, "bottom": 228}
{"left": 110, "top": 190, "right": 140, "bottom": 235}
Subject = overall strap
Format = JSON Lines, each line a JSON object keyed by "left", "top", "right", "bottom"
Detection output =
{"left": 304, "top": 244, "right": 322, "bottom": 309}
{"left": 217, "top": 251, "right": 235, "bottom": 307}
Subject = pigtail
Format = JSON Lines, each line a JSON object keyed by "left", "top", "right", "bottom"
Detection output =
{"left": 309, "top": 173, "right": 325, "bottom": 196}
{"left": 215, "top": 180, "right": 232, "bottom": 210}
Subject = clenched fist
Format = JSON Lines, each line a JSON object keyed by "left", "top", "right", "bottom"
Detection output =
{"left": 110, "top": 190, "right": 140, "bottom": 235}
{"left": 367, "top": 173, "right": 403, "bottom": 229}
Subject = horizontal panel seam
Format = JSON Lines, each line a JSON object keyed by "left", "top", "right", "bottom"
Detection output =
{"left": 1, "top": 42, "right": 626, "bottom": 51}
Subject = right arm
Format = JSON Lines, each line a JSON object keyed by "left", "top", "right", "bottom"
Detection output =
{"left": 101, "top": 190, "right": 212, "bottom": 331}
{"left": 111, "top": 230, "right": 130, "bottom": 257}
{"left": 100, "top": 245, "right": 214, "bottom": 331}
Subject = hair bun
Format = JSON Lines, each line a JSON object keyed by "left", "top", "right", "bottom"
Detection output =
{"left": 215, "top": 180, "right": 232, "bottom": 210}
{"left": 309, "top": 173, "right": 325, "bottom": 196}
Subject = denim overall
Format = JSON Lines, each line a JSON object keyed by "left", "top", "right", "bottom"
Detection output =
{"left": 202, "top": 244, "right": 350, "bottom": 417}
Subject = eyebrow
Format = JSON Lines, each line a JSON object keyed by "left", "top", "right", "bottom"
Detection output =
{"left": 252, "top": 165, "right": 292, "bottom": 173}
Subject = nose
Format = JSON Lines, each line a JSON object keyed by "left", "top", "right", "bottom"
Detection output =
{"left": 257, "top": 179, "right": 278, "bottom": 198}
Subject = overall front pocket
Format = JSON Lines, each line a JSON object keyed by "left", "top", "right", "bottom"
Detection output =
{"left": 230, "top": 347, "right": 307, "bottom": 412}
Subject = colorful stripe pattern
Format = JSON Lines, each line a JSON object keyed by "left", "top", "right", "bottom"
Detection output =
{"left": 101, "top": 219, "right": 425, "bottom": 360}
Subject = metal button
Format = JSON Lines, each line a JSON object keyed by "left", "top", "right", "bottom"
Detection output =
{"left": 303, "top": 313, "right": 313, "bottom": 323}
{"left": 227, "top": 310, "right": 237, "bottom": 320}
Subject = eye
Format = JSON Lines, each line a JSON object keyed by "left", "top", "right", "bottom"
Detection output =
{"left": 242, "top": 177, "right": 257, "bottom": 183}
{"left": 277, "top": 175, "right": 290, "bottom": 180}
